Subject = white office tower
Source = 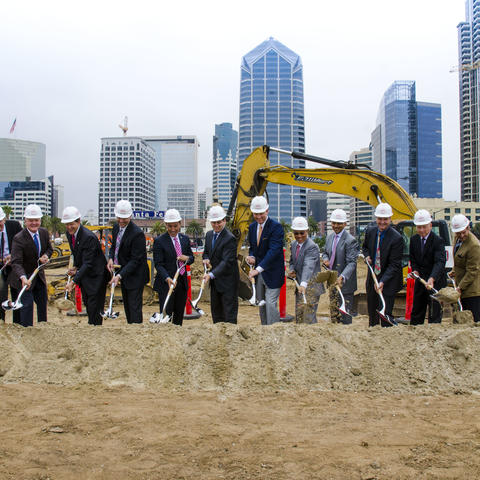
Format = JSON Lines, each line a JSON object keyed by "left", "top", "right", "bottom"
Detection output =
{"left": 53, "top": 184, "right": 64, "bottom": 218}
{"left": 142, "top": 136, "right": 199, "bottom": 219}
{"left": 326, "top": 192, "right": 350, "bottom": 234}
{"left": 0, "top": 138, "right": 46, "bottom": 181}
{"left": 98, "top": 137, "right": 156, "bottom": 225}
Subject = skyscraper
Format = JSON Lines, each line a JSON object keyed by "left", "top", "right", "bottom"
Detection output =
{"left": 98, "top": 137, "right": 156, "bottom": 225}
{"left": 371, "top": 81, "right": 442, "bottom": 198}
{"left": 212, "top": 123, "right": 238, "bottom": 208}
{"left": 457, "top": 0, "right": 480, "bottom": 201}
{"left": 143, "top": 136, "right": 199, "bottom": 219}
{"left": 239, "top": 37, "right": 306, "bottom": 223}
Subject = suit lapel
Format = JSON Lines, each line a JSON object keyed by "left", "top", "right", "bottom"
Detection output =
{"left": 211, "top": 229, "right": 224, "bottom": 254}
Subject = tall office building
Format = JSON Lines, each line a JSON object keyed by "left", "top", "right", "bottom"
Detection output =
{"left": 458, "top": 0, "right": 480, "bottom": 201}
{"left": 371, "top": 81, "right": 442, "bottom": 198}
{"left": 98, "top": 137, "right": 156, "bottom": 225}
{"left": 143, "top": 136, "right": 199, "bottom": 219}
{"left": 239, "top": 37, "right": 306, "bottom": 223}
{"left": 349, "top": 147, "right": 374, "bottom": 235}
{"left": 198, "top": 187, "right": 213, "bottom": 218}
{"left": 212, "top": 123, "right": 238, "bottom": 208}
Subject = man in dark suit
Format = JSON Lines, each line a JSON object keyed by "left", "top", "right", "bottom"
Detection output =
{"left": 202, "top": 205, "right": 239, "bottom": 324}
{"left": 362, "top": 203, "right": 404, "bottom": 327}
{"left": 246, "top": 196, "right": 284, "bottom": 325}
{"left": 152, "top": 208, "right": 195, "bottom": 326}
{"left": 62, "top": 206, "right": 109, "bottom": 326}
{"left": 107, "top": 200, "right": 149, "bottom": 324}
{"left": 0, "top": 206, "right": 22, "bottom": 323}
{"left": 409, "top": 209, "right": 447, "bottom": 325}
{"left": 9, "top": 204, "right": 52, "bottom": 327}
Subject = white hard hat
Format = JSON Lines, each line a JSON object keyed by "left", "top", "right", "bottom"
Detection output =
{"left": 61, "top": 206, "right": 81, "bottom": 223}
{"left": 24, "top": 204, "right": 43, "bottom": 219}
{"left": 330, "top": 209, "right": 348, "bottom": 223}
{"left": 413, "top": 209, "right": 432, "bottom": 226}
{"left": 164, "top": 208, "right": 182, "bottom": 223}
{"left": 250, "top": 196, "right": 269, "bottom": 213}
{"left": 114, "top": 199, "right": 133, "bottom": 218}
{"left": 291, "top": 217, "right": 309, "bottom": 231}
{"left": 0, "top": 207, "right": 5, "bottom": 221}
{"left": 374, "top": 203, "right": 393, "bottom": 218}
{"left": 208, "top": 205, "right": 226, "bottom": 221}
{"left": 451, "top": 214, "right": 470, "bottom": 233}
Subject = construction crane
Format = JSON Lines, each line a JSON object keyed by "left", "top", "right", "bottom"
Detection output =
{"left": 118, "top": 116, "right": 128, "bottom": 136}
{"left": 450, "top": 61, "right": 480, "bottom": 73}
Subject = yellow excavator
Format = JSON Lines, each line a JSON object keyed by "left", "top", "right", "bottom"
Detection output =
{"left": 227, "top": 145, "right": 450, "bottom": 299}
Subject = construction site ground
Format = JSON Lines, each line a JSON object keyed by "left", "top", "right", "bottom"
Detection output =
{"left": 0, "top": 260, "right": 479, "bottom": 479}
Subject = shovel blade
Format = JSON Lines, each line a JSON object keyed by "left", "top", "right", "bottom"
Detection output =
{"left": 2, "top": 299, "right": 14, "bottom": 310}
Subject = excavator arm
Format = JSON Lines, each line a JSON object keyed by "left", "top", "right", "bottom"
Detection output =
{"left": 228, "top": 145, "right": 417, "bottom": 254}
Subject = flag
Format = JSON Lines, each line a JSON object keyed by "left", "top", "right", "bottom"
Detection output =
{"left": 9, "top": 118, "right": 16, "bottom": 134}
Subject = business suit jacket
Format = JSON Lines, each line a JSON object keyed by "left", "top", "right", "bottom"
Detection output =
{"left": 248, "top": 217, "right": 284, "bottom": 289}
{"left": 289, "top": 237, "right": 321, "bottom": 286}
{"left": 9, "top": 227, "right": 53, "bottom": 290}
{"left": 0, "top": 219, "right": 22, "bottom": 275}
{"left": 362, "top": 225, "right": 404, "bottom": 296}
{"left": 67, "top": 225, "right": 109, "bottom": 295}
{"left": 203, "top": 228, "right": 239, "bottom": 293}
{"left": 109, "top": 221, "right": 149, "bottom": 289}
{"left": 322, "top": 229, "right": 359, "bottom": 294}
{"left": 453, "top": 231, "right": 480, "bottom": 298}
{"left": 409, "top": 231, "right": 447, "bottom": 289}
{"left": 153, "top": 233, "right": 195, "bottom": 296}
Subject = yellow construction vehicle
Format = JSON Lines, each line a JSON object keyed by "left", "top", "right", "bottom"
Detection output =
{"left": 227, "top": 145, "right": 450, "bottom": 297}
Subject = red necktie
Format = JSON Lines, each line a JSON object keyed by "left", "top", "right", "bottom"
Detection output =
{"left": 295, "top": 243, "right": 301, "bottom": 260}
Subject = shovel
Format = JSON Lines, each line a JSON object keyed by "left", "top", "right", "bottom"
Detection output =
{"left": 2, "top": 260, "right": 49, "bottom": 311}
{"left": 247, "top": 263, "right": 265, "bottom": 307}
{"left": 447, "top": 271, "right": 464, "bottom": 312}
{"left": 320, "top": 264, "right": 349, "bottom": 315}
{"left": 55, "top": 256, "right": 76, "bottom": 311}
{"left": 407, "top": 272, "right": 442, "bottom": 303}
{"left": 359, "top": 254, "right": 397, "bottom": 326}
{"left": 102, "top": 267, "right": 121, "bottom": 319}
{"left": 189, "top": 263, "right": 208, "bottom": 315}
{"left": 150, "top": 264, "right": 182, "bottom": 324}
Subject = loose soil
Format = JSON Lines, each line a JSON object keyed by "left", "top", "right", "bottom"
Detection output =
{"left": 0, "top": 260, "right": 478, "bottom": 479}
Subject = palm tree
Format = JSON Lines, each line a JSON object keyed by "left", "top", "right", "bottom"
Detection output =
{"left": 186, "top": 220, "right": 203, "bottom": 246}
{"left": 41, "top": 215, "right": 52, "bottom": 232}
{"left": 308, "top": 216, "right": 319, "bottom": 237}
{"left": 50, "top": 216, "right": 66, "bottom": 236}
{"left": 151, "top": 221, "right": 166, "bottom": 236}
{"left": 280, "top": 219, "right": 291, "bottom": 236}
{"left": 1, "top": 205, "right": 13, "bottom": 219}
{"left": 82, "top": 219, "right": 90, "bottom": 226}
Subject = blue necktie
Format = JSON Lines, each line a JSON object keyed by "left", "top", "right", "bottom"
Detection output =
{"left": 212, "top": 232, "right": 218, "bottom": 249}
{"left": 33, "top": 233, "right": 40, "bottom": 257}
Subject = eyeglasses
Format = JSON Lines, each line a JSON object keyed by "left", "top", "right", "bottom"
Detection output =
{"left": 293, "top": 231, "right": 307, "bottom": 235}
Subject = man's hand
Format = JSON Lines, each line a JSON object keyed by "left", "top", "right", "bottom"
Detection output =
{"left": 177, "top": 254, "right": 189, "bottom": 263}
{"left": 336, "top": 276, "right": 344, "bottom": 287}
{"left": 365, "top": 256, "right": 372, "bottom": 265}
{"left": 246, "top": 256, "right": 255, "bottom": 266}
{"left": 110, "top": 274, "right": 121, "bottom": 287}
{"left": 456, "top": 287, "right": 462, "bottom": 295}
{"left": 287, "top": 270, "right": 296, "bottom": 279}
{"left": 323, "top": 259, "right": 330, "bottom": 268}
{"left": 107, "top": 259, "right": 114, "bottom": 273}
{"left": 203, "top": 259, "right": 211, "bottom": 268}
{"left": 1, "top": 254, "right": 11, "bottom": 265}
{"left": 21, "top": 276, "right": 31, "bottom": 290}
{"left": 66, "top": 280, "right": 75, "bottom": 293}
{"left": 426, "top": 277, "right": 435, "bottom": 290}
{"left": 203, "top": 274, "right": 211, "bottom": 284}
{"left": 39, "top": 254, "right": 49, "bottom": 264}
{"left": 375, "top": 281, "right": 384, "bottom": 294}
{"left": 67, "top": 267, "right": 77, "bottom": 276}
{"left": 167, "top": 277, "right": 175, "bottom": 289}
{"left": 298, "top": 285, "right": 306, "bottom": 295}
{"left": 248, "top": 268, "right": 259, "bottom": 279}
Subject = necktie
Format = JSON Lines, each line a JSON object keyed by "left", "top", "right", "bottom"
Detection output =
{"left": 421, "top": 237, "right": 426, "bottom": 254}
{"left": 257, "top": 224, "right": 263, "bottom": 246}
{"left": 454, "top": 241, "right": 461, "bottom": 254}
{"left": 174, "top": 236, "right": 185, "bottom": 274}
{"left": 114, "top": 228, "right": 124, "bottom": 265}
{"left": 72, "top": 234, "right": 76, "bottom": 249}
{"left": 0, "top": 231, "right": 4, "bottom": 262}
{"left": 374, "top": 232, "right": 381, "bottom": 275}
{"left": 212, "top": 232, "right": 218, "bottom": 249}
{"left": 295, "top": 243, "right": 301, "bottom": 260}
{"left": 33, "top": 233, "right": 40, "bottom": 257}
{"left": 330, "top": 235, "right": 339, "bottom": 270}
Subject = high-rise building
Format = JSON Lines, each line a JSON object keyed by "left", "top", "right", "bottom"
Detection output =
{"left": 212, "top": 123, "right": 238, "bottom": 208}
{"left": 0, "top": 138, "right": 46, "bottom": 181}
{"left": 457, "top": 0, "right": 480, "bottom": 201}
{"left": 53, "top": 184, "right": 64, "bottom": 218}
{"left": 349, "top": 147, "right": 374, "bottom": 235}
{"left": 98, "top": 137, "right": 156, "bottom": 225}
{"left": 239, "top": 37, "right": 306, "bottom": 223}
{"left": 198, "top": 187, "right": 213, "bottom": 219}
{"left": 326, "top": 193, "right": 350, "bottom": 235}
{"left": 306, "top": 190, "right": 327, "bottom": 223}
{"left": 371, "top": 81, "right": 442, "bottom": 198}
{"left": 142, "top": 136, "right": 199, "bottom": 219}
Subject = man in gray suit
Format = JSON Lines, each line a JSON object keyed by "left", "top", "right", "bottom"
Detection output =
{"left": 322, "top": 209, "right": 359, "bottom": 324}
{"left": 288, "top": 217, "right": 323, "bottom": 323}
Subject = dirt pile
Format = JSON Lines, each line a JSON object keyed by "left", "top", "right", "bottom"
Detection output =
{"left": 1, "top": 322, "right": 479, "bottom": 394}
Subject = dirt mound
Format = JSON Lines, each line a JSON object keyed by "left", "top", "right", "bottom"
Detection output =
{"left": 1, "top": 322, "right": 479, "bottom": 394}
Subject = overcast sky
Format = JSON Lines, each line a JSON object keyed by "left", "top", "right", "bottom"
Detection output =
{"left": 0, "top": 0, "right": 465, "bottom": 215}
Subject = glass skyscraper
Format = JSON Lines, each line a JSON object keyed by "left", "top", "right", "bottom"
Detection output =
{"left": 371, "top": 81, "right": 442, "bottom": 198}
{"left": 212, "top": 123, "right": 238, "bottom": 208}
{"left": 239, "top": 37, "right": 306, "bottom": 223}
{"left": 457, "top": 0, "right": 480, "bottom": 201}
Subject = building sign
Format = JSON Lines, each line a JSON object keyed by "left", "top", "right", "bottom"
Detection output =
{"left": 133, "top": 210, "right": 165, "bottom": 219}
